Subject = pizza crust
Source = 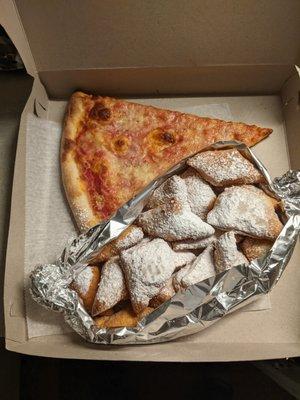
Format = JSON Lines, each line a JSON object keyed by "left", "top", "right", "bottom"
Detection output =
{"left": 63, "top": 91, "right": 86, "bottom": 140}
{"left": 61, "top": 92, "right": 99, "bottom": 231}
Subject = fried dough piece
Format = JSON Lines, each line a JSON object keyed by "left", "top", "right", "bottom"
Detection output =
{"left": 214, "top": 231, "right": 248, "bottom": 273}
{"left": 120, "top": 238, "right": 194, "bottom": 313}
{"left": 71, "top": 265, "right": 100, "bottom": 313}
{"left": 240, "top": 237, "right": 273, "bottom": 261}
{"left": 149, "top": 278, "right": 175, "bottom": 308}
{"left": 173, "top": 245, "right": 216, "bottom": 291}
{"left": 92, "top": 257, "right": 128, "bottom": 316}
{"left": 148, "top": 171, "right": 216, "bottom": 220}
{"left": 147, "top": 175, "right": 189, "bottom": 209}
{"left": 180, "top": 168, "right": 216, "bottom": 218}
{"left": 138, "top": 200, "right": 214, "bottom": 241}
{"left": 207, "top": 185, "right": 283, "bottom": 240}
{"left": 94, "top": 305, "right": 153, "bottom": 328}
{"left": 187, "top": 148, "right": 264, "bottom": 187}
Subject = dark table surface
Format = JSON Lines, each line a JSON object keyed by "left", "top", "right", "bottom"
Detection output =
{"left": 0, "top": 336, "right": 297, "bottom": 400}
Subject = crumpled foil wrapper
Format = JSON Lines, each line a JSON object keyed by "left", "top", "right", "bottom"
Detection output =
{"left": 30, "top": 141, "right": 300, "bottom": 344}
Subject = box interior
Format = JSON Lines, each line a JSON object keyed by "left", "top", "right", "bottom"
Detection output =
{"left": 5, "top": 91, "right": 300, "bottom": 361}
{"left": 1, "top": 0, "right": 300, "bottom": 360}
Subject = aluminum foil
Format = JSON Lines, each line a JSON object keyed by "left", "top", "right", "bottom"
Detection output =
{"left": 30, "top": 141, "right": 300, "bottom": 344}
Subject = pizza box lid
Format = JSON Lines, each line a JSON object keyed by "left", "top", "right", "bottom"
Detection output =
{"left": 1, "top": 0, "right": 300, "bottom": 361}
{"left": 1, "top": 0, "right": 300, "bottom": 98}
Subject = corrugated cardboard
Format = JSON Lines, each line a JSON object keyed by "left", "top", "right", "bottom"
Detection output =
{"left": 1, "top": 0, "right": 300, "bottom": 360}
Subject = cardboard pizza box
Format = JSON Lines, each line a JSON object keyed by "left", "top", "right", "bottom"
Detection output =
{"left": 1, "top": 0, "right": 300, "bottom": 361}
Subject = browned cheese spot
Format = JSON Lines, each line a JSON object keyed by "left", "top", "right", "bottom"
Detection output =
{"left": 89, "top": 103, "right": 111, "bottom": 121}
{"left": 146, "top": 128, "right": 177, "bottom": 153}
{"left": 161, "top": 131, "right": 176, "bottom": 144}
{"left": 111, "top": 136, "right": 130, "bottom": 155}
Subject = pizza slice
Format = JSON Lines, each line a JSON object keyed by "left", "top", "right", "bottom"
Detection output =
{"left": 61, "top": 92, "right": 272, "bottom": 231}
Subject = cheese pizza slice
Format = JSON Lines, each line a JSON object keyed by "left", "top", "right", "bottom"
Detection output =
{"left": 61, "top": 92, "right": 272, "bottom": 231}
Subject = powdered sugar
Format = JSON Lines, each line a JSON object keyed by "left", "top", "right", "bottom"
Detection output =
{"left": 138, "top": 200, "right": 215, "bottom": 241}
{"left": 182, "top": 245, "right": 216, "bottom": 288}
{"left": 188, "top": 149, "right": 263, "bottom": 186}
{"left": 173, "top": 245, "right": 215, "bottom": 290}
{"left": 73, "top": 266, "right": 94, "bottom": 295}
{"left": 207, "top": 185, "right": 282, "bottom": 239}
{"left": 173, "top": 251, "right": 196, "bottom": 270}
{"left": 180, "top": 168, "right": 216, "bottom": 218}
{"left": 92, "top": 257, "right": 128, "bottom": 316}
{"left": 120, "top": 238, "right": 185, "bottom": 313}
{"left": 214, "top": 231, "right": 248, "bottom": 273}
{"left": 147, "top": 175, "right": 189, "bottom": 209}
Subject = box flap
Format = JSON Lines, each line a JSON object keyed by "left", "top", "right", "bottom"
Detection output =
{"left": 13, "top": 0, "right": 300, "bottom": 72}
{"left": 0, "top": 0, "right": 36, "bottom": 76}
{"left": 5, "top": 335, "right": 300, "bottom": 362}
{"left": 39, "top": 65, "right": 294, "bottom": 99}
